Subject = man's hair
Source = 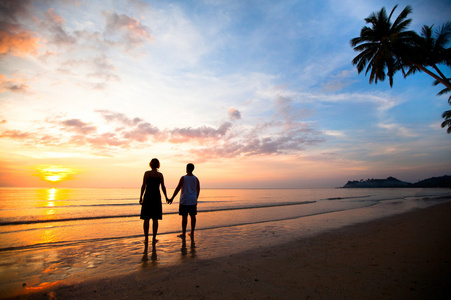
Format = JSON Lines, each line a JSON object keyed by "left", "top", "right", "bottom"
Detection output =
{"left": 187, "top": 163, "right": 195, "bottom": 172}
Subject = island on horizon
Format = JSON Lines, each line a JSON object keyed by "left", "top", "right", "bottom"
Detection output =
{"left": 342, "top": 175, "right": 451, "bottom": 188}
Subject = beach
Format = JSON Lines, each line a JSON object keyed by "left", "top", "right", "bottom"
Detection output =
{"left": 9, "top": 199, "right": 451, "bottom": 299}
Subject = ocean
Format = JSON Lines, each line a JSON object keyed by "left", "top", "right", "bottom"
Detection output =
{"left": 1, "top": 187, "right": 450, "bottom": 297}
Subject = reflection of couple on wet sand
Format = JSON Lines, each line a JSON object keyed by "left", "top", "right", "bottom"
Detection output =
{"left": 139, "top": 159, "right": 200, "bottom": 251}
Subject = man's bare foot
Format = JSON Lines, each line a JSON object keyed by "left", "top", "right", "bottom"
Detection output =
{"left": 152, "top": 238, "right": 158, "bottom": 244}
{"left": 177, "top": 234, "right": 186, "bottom": 239}
{"left": 188, "top": 232, "right": 194, "bottom": 238}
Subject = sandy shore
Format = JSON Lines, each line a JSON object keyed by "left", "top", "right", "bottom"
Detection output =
{"left": 10, "top": 201, "right": 451, "bottom": 299}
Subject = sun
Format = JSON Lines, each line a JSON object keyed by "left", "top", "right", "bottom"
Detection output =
{"left": 35, "top": 165, "right": 79, "bottom": 184}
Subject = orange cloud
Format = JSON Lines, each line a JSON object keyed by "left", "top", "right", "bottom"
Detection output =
{"left": 0, "top": 25, "right": 40, "bottom": 57}
{"left": 44, "top": 8, "right": 64, "bottom": 24}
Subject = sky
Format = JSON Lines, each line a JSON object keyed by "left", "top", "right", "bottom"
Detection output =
{"left": 0, "top": 0, "right": 450, "bottom": 189}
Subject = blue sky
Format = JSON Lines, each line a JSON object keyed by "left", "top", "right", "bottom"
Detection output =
{"left": 0, "top": 0, "right": 450, "bottom": 188}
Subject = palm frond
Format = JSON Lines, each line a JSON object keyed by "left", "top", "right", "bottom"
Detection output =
{"left": 441, "top": 110, "right": 451, "bottom": 134}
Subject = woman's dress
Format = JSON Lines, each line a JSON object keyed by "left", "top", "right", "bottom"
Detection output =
{"left": 140, "top": 175, "right": 162, "bottom": 220}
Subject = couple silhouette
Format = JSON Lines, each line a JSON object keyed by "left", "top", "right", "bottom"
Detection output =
{"left": 139, "top": 159, "right": 200, "bottom": 249}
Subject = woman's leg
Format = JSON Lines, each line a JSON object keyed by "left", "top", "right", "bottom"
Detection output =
{"left": 143, "top": 219, "right": 150, "bottom": 243}
{"left": 152, "top": 218, "right": 159, "bottom": 243}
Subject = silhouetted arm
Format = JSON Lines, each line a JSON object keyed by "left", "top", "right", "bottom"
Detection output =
{"left": 139, "top": 172, "right": 148, "bottom": 204}
{"left": 160, "top": 173, "right": 169, "bottom": 202}
{"left": 170, "top": 176, "right": 184, "bottom": 203}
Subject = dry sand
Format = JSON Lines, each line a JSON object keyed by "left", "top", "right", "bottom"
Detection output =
{"left": 11, "top": 201, "right": 451, "bottom": 299}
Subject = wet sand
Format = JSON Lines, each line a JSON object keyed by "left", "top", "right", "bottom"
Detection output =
{"left": 11, "top": 200, "right": 451, "bottom": 299}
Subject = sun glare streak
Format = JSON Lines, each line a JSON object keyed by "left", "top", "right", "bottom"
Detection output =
{"left": 48, "top": 188, "right": 56, "bottom": 202}
{"left": 34, "top": 166, "right": 79, "bottom": 184}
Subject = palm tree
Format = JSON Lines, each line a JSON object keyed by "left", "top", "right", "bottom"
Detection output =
{"left": 351, "top": 5, "right": 451, "bottom": 133}
{"left": 351, "top": 5, "right": 451, "bottom": 90}
{"left": 350, "top": 5, "right": 417, "bottom": 87}
{"left": 436, "top": 82, "right": 451, "bottom": 133}
{"left": 404, "top": 23, "right": 451, "bottom": 89}
{"left": 411, "top": 23, "right": 451, "bottom": 133}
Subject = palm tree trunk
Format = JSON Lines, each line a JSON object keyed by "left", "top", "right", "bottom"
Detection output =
{"left": 410, "top": 63, "right": 451, "bottom": 90}
{"left": 432, "top": 65, "right": 450, "bottom": 83}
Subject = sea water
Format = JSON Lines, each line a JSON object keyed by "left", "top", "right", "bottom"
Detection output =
{"left": 0, "top": 187, "right": 450, "bottom": 296}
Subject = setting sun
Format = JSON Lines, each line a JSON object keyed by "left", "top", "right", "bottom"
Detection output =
{"left": 34, "top": 166, "right": 79, "bottom": 184}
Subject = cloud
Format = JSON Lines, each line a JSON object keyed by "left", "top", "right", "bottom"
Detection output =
{"left": 0, "top": 129, "right": 31, "bottom": 139}
{"left": 322, "top": 69, "right": 356, "bottom": 92}
{"left": 87, "top": 54, "right": 121, "bottom": 82}
{"left": 186, "top": 96, "right": 325, "bottom": 159}
{"left": 0, "top": 0, "right": 32, "bottom": 23}
{"left": 0, "top": 74, "right": 29, "bottom": 93}
{"left": 228, "top": 108, "right": 241, "bottom": 121}
{"left": 103, "top": 10, "right": 153, "bottom": 51}
{"left": 0, "top": 102, "right": 325, "bottom": 159}
{"left": 377, "top": 123, "right": 418, "bottom": 138}
{"left": 85, "top": 133, "right": 130, "bottom": 147}
{"left": 97, "top": 110, "right": 143, "bottom": 126}
{"left": 97, "top": 109, "right": 162, "bottom": 143}
{"left": 61, "top": 119, "right": 97, "bottom": 134}
{"left": 122, "top": 123, "right": 161, "bottom": 142}
{"left": 0, "top": 23, "right": 40, "bottom": 56}
{"left": 169, "top": 122, "right": 232, "bottom": 143}
{"left": 44, "top": 8, "right": 64, "bottom": 25}
{"left": 323, "top": 130, "right": 345, "bottom": 137}
{"left": 57, "top": 55, "right": 120, "bottom": 89}
{"left": 34, "top": 8, "right": 76, "bottom": 47}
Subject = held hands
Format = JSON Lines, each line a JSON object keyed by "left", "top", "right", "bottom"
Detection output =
{"left": 166, "top": 196, "right": 174, "bottom": 205}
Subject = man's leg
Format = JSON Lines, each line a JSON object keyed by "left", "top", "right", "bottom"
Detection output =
{"left": 181, "top": 215, "right": 188, "bottom": 238}
{"left": 190, "top": 215, "right": 196, "bottom": 238}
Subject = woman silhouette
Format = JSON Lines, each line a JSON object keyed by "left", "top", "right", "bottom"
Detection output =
{"left": 139, "top": 158, "right": 168, "bottom": 247}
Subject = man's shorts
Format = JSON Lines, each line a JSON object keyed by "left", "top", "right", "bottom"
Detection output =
{"left": 179, "top": 204, "right": 197, "bottom": 216}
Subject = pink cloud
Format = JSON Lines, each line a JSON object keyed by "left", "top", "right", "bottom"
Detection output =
{"left": 0, "top": 105, "right": 326, "bottom": 159}
{"left": 0, "top": 74, "right": 29, "bottom": 93}
{"left": 61, "top": 119, "right": 97, "bottom": 134}
{"left": 0, "top": 129, "right": 31, "bottom": 139}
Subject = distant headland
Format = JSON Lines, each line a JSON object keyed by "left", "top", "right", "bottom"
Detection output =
{"left": 342, "top": 175, "right": 451, "bottom": 188}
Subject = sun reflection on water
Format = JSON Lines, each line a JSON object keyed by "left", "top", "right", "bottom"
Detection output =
{"left": 48, "top": 188, "right": 56, "bottom": 200}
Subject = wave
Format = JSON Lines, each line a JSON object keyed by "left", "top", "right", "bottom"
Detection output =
{"left": 325, "top": 195, "right": 372, "bottom": 200}
{"left": 0, "top": 200, "right": 316, "bottom": 226}
{"left": 0, "top": 201, "right": 376, "bottom": 253}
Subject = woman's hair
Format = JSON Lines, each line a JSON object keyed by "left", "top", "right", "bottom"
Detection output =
{"left": 150, "top": 158, "right": 160, "bottom": 169}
